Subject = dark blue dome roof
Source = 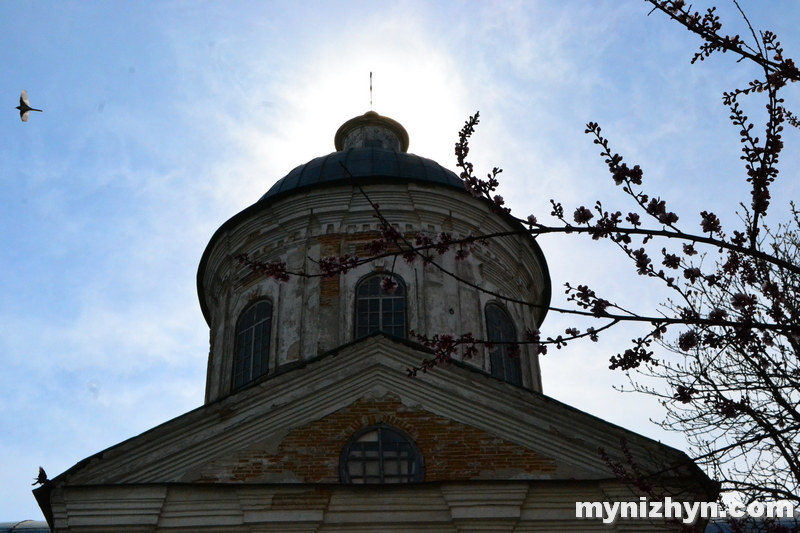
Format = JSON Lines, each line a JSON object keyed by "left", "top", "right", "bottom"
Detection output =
{"left": 259, "top": 147, "right": 465, "bottom": 202}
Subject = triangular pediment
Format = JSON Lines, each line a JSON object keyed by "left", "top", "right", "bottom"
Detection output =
{"left": 58, "top": 335, "right": 697, "bottom": 487}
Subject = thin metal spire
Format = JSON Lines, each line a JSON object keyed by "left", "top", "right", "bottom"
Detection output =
{"left": 370, "top": 72, "right": 373, "bottom": 110}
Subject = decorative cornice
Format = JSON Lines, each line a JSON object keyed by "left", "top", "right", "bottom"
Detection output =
{"left": 56, "top": 336, "right": 703, "bottom": 489}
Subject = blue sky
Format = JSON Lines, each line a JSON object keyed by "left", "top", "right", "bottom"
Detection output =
{"left": 1, "top": 0, "right": 798, "bottom": 521}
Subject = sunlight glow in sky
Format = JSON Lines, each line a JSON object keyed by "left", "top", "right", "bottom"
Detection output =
{"left": 1, "top": 0, "right": 798, "bottom": 521}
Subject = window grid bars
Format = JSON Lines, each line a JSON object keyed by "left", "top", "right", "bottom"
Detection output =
{"left": 233, "top": 301, "right": 272, "bottom": 390}
{"left": 344, "top": 427, "right": 418, "bottom": 484}
{"left": 355, "top": 275, "right": 406, "bottom": 339}
{"left": 486, "top": 303, "right": 521, "bottom": 386}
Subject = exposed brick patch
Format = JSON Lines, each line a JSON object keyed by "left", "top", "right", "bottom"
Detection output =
{"left": 317, "top": 235, "right": 341, "bottom": 257}
{"left": 319, "top": 277, "right": 339, "bottom": 301}
{"left": 318, "top": 235, "right": 341, "bottom": 305}
{"left": 317, "top": 232, "right": 393, "bottom": 304}
{"left": 197, "top": 395, "right": 556, "bottom": 483}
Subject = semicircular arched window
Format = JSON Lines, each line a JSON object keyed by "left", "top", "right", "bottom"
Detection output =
{"left": 233, "top": 299, "right": 272, "bottom": 390}
{"left": 485, "top": 303, "right": 522, "bottom": 386}
{"left": 355, "top": 274, "right": 406, "bottom": 339}
{"left": 340, "top": 424, "right": 424, "bottom": 484}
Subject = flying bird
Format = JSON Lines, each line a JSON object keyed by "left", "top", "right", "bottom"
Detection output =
{"left": 32, "top": 466, "right": 48, "bottom": 486}
{"left": 16, "top": 90, "right": 42, "bottom": 122}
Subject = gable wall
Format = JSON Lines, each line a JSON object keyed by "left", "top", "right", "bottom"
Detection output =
{"left": 192, "top": 395, "right": 556, "bottom": 483}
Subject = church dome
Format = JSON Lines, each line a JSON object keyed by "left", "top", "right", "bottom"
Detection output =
{"left": 259, "top": 148, "right": 465, "bottom": 203}
{"left": 260, "top": 111, "right": 463, "bottom": 203}
{"left": 198, "top": 110, "right": 551, "bottom": 404}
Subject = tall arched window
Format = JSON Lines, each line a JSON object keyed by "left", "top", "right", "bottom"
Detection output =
{"left": 485, "top": 303, "right": 521, "bottom": 386}
{"left": 340, "top": 424, "right": 424, "bottom": 484}
{"left": 355, "top": 274, "right": 406, "bottom": 339}
{"left": 233, "top": 300, "right": 272, "bottom": 390}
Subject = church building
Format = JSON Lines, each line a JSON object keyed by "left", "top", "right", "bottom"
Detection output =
{"left": 34, "top": 111, "right": 715, "bottom": 531}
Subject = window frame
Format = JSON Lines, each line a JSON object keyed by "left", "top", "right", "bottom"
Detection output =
{"left": 339, "top": 424, "right": 424, "bottom": 484}
{"left": 485, "top": 302, "right": 522, "bottom": 386}
{"left": 232, "top": 298, "right": 273, "bottom": 391}
{"left": 354, "top": 273, "right": 407, "bottom": 340}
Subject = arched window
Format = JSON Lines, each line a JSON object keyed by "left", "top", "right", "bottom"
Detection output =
{"left": 340, "top": 424, "right": 424, "bottom": 484}
{"left": 485, "top": 303, "right": 521, "bottom": 386}
{"left": 355, "top": 274, "right": 406, "bottom": 339}
{"left": 233, "top": 300, "right": 272, "bottom": 390}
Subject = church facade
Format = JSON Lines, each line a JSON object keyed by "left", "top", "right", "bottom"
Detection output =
{"left": 34, "top": 112, "right": 715, "bottom": 531}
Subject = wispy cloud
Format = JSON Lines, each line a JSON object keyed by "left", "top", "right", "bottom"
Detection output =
{"left": 1, "top": 0, "right": 799, "bottom": 521}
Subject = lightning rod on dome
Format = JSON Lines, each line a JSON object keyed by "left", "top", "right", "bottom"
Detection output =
{"left": 369, "top": 71, "right": 373, "bottom": 111}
